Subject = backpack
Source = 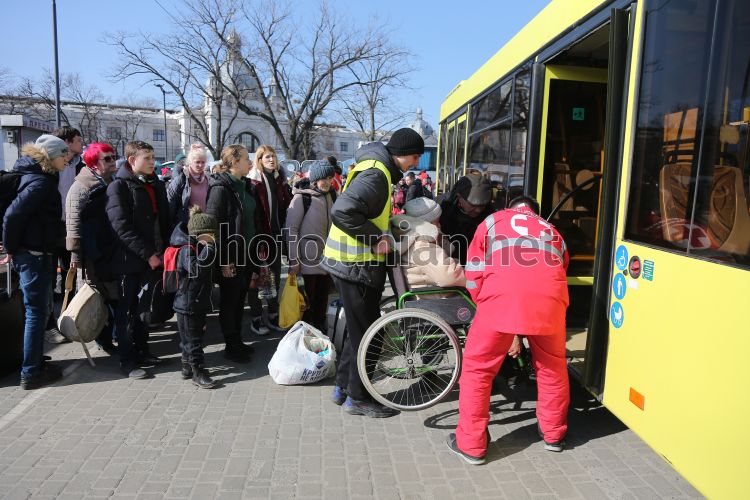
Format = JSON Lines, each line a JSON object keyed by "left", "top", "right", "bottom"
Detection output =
{"left": 0, "top": 171, "right": 23, "bottom": 240}
{"left": 162, "top": 244, "right": 195, "bottom": 294}
{"left": 300, "top": 190, "right": 337, "bottom": 217}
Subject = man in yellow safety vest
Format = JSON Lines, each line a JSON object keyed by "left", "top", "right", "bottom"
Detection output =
{"left": 321, "top": 128, "right": 424, "bottom": 418}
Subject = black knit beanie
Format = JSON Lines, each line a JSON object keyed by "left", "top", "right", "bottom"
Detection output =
{"left": 386, "top": 128, "right": 425, "bottom": 156}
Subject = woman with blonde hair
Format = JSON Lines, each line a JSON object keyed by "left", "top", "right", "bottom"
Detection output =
{"left": 3, "top": 135, "right": 69, "bottom": 389}
{"left": 167, "top": 143, "right": 210, "bottom": 225}
{"left": 248, "top": 145, "right": 292, "bottom": 327}
{"left": 205, "top": 144, "right": 260, "bottom": 363}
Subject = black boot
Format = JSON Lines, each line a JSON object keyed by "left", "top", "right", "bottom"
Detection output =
{"left": 191, "top": 365, "right": 216, "bottom": 389}
{"left": 181, "top": 361, "right": 192, "bottom": 380}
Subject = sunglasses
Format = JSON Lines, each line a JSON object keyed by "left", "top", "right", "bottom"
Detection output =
{"left": 100, "top": 155, "right": 118, "bottom": 162}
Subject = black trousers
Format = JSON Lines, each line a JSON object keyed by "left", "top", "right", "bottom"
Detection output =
{"left": 333, "top": 276, "right": 383, "bottom": 401}
{"left": 218, "top": 265, "right": 251, "bottom": 348}
{"left": 301, "top": 274, "right": 331, "bottom": 331}
{"left": 176, "top": 312, "right": 207, "bottom": 365}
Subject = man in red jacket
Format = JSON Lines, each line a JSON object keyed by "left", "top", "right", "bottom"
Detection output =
{"left": 447, "top": 196, "right": 570, "bottom": 465}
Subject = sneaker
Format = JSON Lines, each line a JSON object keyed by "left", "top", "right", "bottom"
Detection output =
{"left": 249, "top": 317, "right": 269, "bottom": 336}
{"left": 446, "top": 433, "right": 486, "bottom": 465}
{"left": 20, "top": 363, "right": 63, "bottom": 390}
{"left": 538, "top": 423, "right": 566, "bottom": 452}
{"left": 544, "top": 439, "right": 566, "bottom": 452}
{"left": 44, "top": 327, "right": 70, "bottom": 344}
{"left": 331, "top": 386, "right": 347, "bottom": 406}
{"left": 343, "top": 397, "right": 399, "bottom": 418}
{"left": 121, "top": 364, "right": 148, "bottom": 379}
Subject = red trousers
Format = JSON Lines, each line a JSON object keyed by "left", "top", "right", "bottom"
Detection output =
{"left": 456, "top": 326, "right": 570, "bottom": 457}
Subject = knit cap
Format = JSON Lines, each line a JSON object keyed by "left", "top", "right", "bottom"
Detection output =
{"left": 386, "top": 128, "right": 425, "bottom": 156}
{"left": 309, "top": 162, "right": 335, "bottom": 183}
{"left": 35, "top": 134, "right": 69, "bottom": 160}
{"left": 187, "top": 207, "right": 217, "bottom": 236}
{"left": 403, "top": 197, "right": 442, "bottom": 223}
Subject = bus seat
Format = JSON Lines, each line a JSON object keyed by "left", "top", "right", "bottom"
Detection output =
{"left": 707, "top": 166, "right": 750, "bottom": 255}
{"left": 551, "top": 163, "right": 574, "bottom": 214}
{"left": 659, "top": 163, "right": 693, "bottom": 244}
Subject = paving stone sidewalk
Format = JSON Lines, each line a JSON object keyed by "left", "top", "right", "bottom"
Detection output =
{"left": 0, "top": 312, "right": 702, "bottom": 499}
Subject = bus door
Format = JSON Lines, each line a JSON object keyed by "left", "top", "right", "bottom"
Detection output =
{"left": 536, "top": 65, "right": 608, "bottom": 377}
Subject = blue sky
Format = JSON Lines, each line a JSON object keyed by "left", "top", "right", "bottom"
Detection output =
{"left": 1, "top": 0, "right": 549, "bottom": 129}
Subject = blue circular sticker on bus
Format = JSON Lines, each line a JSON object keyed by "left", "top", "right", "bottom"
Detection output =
{"left": 612, "top": 273, "right": 626, "bottom": 300}
{"left": 615, "top": 245, "right": 629, "bottom": 271}
{"left": 610, "top": 302, "right": 624, "bottom": 329}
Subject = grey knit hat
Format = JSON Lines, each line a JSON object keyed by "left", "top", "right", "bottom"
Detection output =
{"left": 403, "top": 197, "right": 442, "bottom": 222}
{"left": 35, "top": 134, "right": 69, "bottom": 160}
{"left": 309, "top": 163, "right": 335, "bottom": 183}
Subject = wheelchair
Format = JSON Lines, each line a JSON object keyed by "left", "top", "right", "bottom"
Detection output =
{"left": 356, "top": 264, "right": 476, "bottom": 411}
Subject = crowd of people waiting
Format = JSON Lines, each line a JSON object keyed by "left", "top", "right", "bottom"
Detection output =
{"left": 1, "top": 125, "right": 571, "bottom": 464}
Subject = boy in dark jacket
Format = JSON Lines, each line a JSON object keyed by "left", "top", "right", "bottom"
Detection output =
{"left": 171, "top": 207, "right": 217, "bottom": 389}
{"left": 2, "top": 135, "right": 69, "bottom": 389}
{"left": 106, "top": 141, "right": 171, "bottom": 379}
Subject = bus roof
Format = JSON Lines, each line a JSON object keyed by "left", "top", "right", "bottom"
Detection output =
{"left": 439, "top": 0, "right": 608, "bottom": 121}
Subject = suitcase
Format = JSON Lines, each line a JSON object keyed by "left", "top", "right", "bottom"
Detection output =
{"left": 0, "top": 262, "right": 24, "bottom": 376}
{"left": 325, "top": 298, "right": 347, "bottom": 356}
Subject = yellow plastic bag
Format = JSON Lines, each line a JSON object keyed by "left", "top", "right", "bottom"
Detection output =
{"left": 279, "top": 275, "right": 307, "bottom": 329}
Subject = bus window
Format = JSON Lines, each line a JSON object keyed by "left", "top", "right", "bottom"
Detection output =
{"left": 445, "top": 124, "right": 456, "bottom": 192}
{"left": 689, "top": 2, "right": 750, "bottom": 265}
{"left": 471, "top": 80, "right": 512, "bottom": 132}
{"left": 456, "top": 120, "right": 467, "bottom": 185}
{"left": 625, "top": 0, "right": 713, "bottom": 252}
{"left": 626, "top": 0, "right": 749, "bottom": 267}
{"left": 438, "top": 123, "right": 447, "bottom": 193}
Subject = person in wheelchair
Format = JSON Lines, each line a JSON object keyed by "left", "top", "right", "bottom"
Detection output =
{"left": 447, "top": 195, "right": 570, "bottom": 465}
{"left": 391, "top": 197, "right": 466, "bottom": 288}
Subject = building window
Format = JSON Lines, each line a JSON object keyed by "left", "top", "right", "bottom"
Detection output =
{"left": 153, "top": 129, "right": 165, "bottom": 142}
{"left": 106, "top": 127, "right": 122, "bottom": 140}
{"left": 339, "top": 142, "right": 349, "bottom": 152}
{"left": 236, "top": 132, "right": 260, "bottom": 153}
{"left": 626, "top": 0, "right": 750, "bottom": 267}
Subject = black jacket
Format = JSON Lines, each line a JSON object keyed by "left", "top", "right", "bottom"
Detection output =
{"left": 170, "top": 223, "right": 216, "bottom": 315}
{"left": 3, "top": 156, "right": 65, "bottom": 254}
{"left": 321, "top": 142, "right": 403, "bottom": 289}
{"left": 205, "top": 172, "right": 260, "bottom": 268}
{"left": 439, "top": 198, "right": 493, "bottom": 266}
{"left": 406, "top": 178, "right": 431, "bottom": 201}
{"left": 106, "top": 166, "right": 171, "bottom": 274}
{"left": 79, "top": 180, "right": 118, "bottom": 281}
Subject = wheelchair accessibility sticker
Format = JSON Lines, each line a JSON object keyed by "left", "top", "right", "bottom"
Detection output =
{"left": 615, "top": 245, "right": 628, "bottom": 271}
{"left": 610, "top": 302, "right": 624, "bottom": 329}
{"left": 613, "top": 273, "right": 626, "bottom": 300}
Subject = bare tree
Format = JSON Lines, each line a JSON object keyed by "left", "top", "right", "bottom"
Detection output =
{"left": 109, "top": 0, "right": 411, "bottom": 160}
{"left": 108, "top": 12, "right": 242, "bottom": 158}
{"left": 12, "top": 71, "right": 105, "bottom": 142}
{"left": 336, "top": 45, "right": 414, "bottom": 142}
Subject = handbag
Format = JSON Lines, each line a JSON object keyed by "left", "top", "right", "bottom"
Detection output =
{"left": 58, "top": 269, "right": 107, "bottom": 367}
{"left": 278, "top": 275, "right": 307, "bottom": 329}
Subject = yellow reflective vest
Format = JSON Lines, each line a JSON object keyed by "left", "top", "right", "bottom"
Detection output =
{"left": 323, "top": 160, "right": 392, "bottom": 263}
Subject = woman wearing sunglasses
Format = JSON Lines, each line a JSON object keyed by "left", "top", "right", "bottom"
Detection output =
{"left": 65, "top": 142, "right": 120, "bottom": 355}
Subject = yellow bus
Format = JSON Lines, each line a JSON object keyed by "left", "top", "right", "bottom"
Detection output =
{"left": 437, "top": 1, "right": 749, "bottom": 497}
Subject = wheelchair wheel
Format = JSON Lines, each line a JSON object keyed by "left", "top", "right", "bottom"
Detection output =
{"left": 357, "top": 308, "right": 462, "bottom": 411}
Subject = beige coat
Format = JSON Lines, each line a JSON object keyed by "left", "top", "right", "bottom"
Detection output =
{"left": 391, "top": 215, "right": 466, "bottom": 288}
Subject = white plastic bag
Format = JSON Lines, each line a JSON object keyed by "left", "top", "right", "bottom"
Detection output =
{"left": 268, "top": 321, "right": 336, "bottom": 385}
